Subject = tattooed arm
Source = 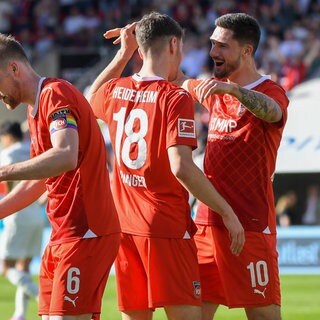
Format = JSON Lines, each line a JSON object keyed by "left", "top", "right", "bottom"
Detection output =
{"left": 233, "top": 85, "right": 283, "bottom": 123}
{"left": 195, "top": 79, "right": 283, "bottom": 123}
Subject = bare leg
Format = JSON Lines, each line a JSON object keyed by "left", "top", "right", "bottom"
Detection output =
{"left": 164, "top": 304, "right": 201, "bottom": 320}
{"left": 201, "top": 302, "right": 219, "bottom": 320}
{"left": 4, "top": 258, "right": 38, "bottom": 298}
{"left": 47, "top": 314, "right": 93, "bottom": 320}
{"left": 2, "top": 258, "right": 16, "bottom": 274}
{"left": 245, "top": 305, "right": 281, "bottom": 320}
{"left": 3, "top": 258, "right": 37, "bottom": 320}
{"left": 121, "top": 309, "right": 153, "bottom": 320}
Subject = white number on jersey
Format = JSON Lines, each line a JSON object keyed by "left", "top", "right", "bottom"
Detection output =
{"left": 66, "top": 267, "right": 80, "bottom": 294}
{"left": 246, "top": 260, "right": 269, "bottom": 287}
{"left": 113, "top": 107, "right": 148, "bottom": 169}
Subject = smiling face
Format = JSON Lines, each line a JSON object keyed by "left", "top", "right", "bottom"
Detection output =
{"left": 209, "top": 26, "right": 244, "bottom": 79}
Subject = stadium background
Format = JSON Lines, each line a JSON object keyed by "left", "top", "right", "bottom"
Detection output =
{"left": 0, "top": 0, "right": 319, "bottom": 292}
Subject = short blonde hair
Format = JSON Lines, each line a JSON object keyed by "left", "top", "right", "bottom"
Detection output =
{"left": 0, "top": 33, "right": 29, "bottom": 68}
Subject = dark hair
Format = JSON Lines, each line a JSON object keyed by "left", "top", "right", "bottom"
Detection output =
{"left": 136, "top": 11, "right": 184, "bottom": 51}
{"left": 215, "top": 13, "right": 261, "bottom": 54}
{"left": 0, "top": 121, "right": 23, "bottom": 141}
{"left": 0, "top": 34, "right": 29, "bottom": 68}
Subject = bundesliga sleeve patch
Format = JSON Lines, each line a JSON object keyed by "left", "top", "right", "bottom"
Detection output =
{"left": 49, "top": 109, "right": 78, "bottom": 134}
{"left": 178, "top": 118, "right": 196, "bottom": 138}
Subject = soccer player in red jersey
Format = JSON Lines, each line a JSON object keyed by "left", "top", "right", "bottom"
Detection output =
{"left": 175, "top": 13, "right": 289, "bottom": 320}
{"left": 0, "top": 33, "right": 120, "bottom": 320}
{"left": 87, "top": 12, "right": 244, "bottom": 320}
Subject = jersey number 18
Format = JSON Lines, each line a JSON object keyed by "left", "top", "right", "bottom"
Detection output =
{"left": 113, "top": 107, "right": 148, "bottom": 170}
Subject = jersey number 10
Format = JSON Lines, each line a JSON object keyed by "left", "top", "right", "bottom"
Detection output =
{"left": 246, "top": 260, "right": 269, "bottom": 287}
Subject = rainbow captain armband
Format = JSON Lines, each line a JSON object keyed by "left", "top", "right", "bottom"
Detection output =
{"left": 49, "top": 108, "right": 78, "bottom": 134}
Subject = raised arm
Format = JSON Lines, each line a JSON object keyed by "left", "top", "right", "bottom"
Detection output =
{"left": 86, "top": 23, "right": 138, "bottom": 101}
{"left": 194, "top": 79, "right": 283, "bottom": 123}
{"left": 168, "top": 144, "right": 245, "bottom": 256}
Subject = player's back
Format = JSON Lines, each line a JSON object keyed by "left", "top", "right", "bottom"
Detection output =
{"left": 95, "top": 74, "right": 197, "bottom": 238}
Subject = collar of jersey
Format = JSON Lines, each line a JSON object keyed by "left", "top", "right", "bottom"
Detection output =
{"left": 243, "top": 75, "right": 271, "bottom": 90}
{"left": 132, "top": 73, "right": 164, "bottom": 82}
{"left": 31, "top": 77, "right": 46, "bottom": 118}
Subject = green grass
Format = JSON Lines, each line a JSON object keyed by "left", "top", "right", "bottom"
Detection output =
{"left": 0, "top": 275, "right": 319, "bottom": 319}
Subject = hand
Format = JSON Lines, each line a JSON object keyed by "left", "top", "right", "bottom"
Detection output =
{"left": 104, "top": 28, "right": 121, "bottom": 45}
{"left": 195, "top": 79, "right": 235, "bottom": 103}
{"left": 221, "top": 213, "right": 245, "bottom": 256}
{"left": 104, "top": 22, "right": 138, "bottom": 56}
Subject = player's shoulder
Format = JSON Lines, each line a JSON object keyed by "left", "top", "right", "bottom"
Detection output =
{"left": 255, "top": 77, "right": 285, "bottom": 92}
{"left": 161, "top": 80, "right": 192, "bottom": 99}
{"left": 42, "top": 77, "right": 70, "bottom": 89}
{"left": 108, "top": 76, "right": 131, "bottom": 86}
{"left": 100, "top": 76, "right": 132, "bottom": 94}
{"left": 256, "top": 78, "right": 289, "bottom": 101}
{"left": 40, "top": 78, "right": 77, "bottom": 97}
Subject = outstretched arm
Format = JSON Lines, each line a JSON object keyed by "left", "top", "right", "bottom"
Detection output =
{"left": 0, "top": 127, "right": 79, "bottom": 181}
{"left": 168, "top": 145, "right": 245, "bottom": 256}
{"left": 0, "top": 179, "right": 46, "bottom": 219}
{"left": 86, "top": 23, "right": 138, "bottom": 101}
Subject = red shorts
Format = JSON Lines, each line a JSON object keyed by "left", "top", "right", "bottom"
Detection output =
{"left": 38, "top": 234, "right": 120, "bottom": 318}
{"left": 115, "top": 233, "right": 201, "bottom": 310}
{"left": 194, "top": 225, "right": 281, "bottom": 308}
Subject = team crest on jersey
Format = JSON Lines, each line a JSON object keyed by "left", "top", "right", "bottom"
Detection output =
{"left": 223, "top": 94, "right": 244, "bottom": 117}
{"left": 237, "top": 104, "right": 246, "bottom": 116}
{"left": 178, "top": 119, "right": 196, "bottom": 138}
{"left": 193, "top": 281, "right": 201, "bottom": 299}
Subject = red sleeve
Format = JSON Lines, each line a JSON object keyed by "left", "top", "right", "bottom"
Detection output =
{"left": 259, "top": 81, "right": 289, "bottom": 128}
{"left": 90, "top": 80, "right": 115, "bottom": 121}
{"left": 166, "top": 88, "right": 198, "bottom": 150}
{"left": 40, "top": 81, "right": 79, "bottom": 130}
{"left": 186, "top": 78, "right": 215, "bottom": 112}
{"left": 186, "top": 79, "right": 201, "bottom": 103}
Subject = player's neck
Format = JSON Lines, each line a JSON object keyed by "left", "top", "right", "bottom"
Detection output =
{"left": 138, "top": 61, "right": 169, "bottom": 80}
{"left": 21, "top": 68, "right": 41, "bottom": 106}
{"left": 228, "top": 64, "right": 262, "bottom": 87}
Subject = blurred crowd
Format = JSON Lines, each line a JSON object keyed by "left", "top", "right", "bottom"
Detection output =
{"left": 0, "top": 0, "right": 320, "bottom": 92}
{"left": 276, "top": 185, "right": 320, "bottom": 227}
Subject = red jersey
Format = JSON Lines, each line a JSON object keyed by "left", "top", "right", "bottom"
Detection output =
{"left": 91, "top": 74, "right": 197, "bottom": 238}
{"left": 187, "top": 76, "right": 289, "bottom": 234}
{"left": 28, "top": 78, "right": 120, "bottom": 245}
